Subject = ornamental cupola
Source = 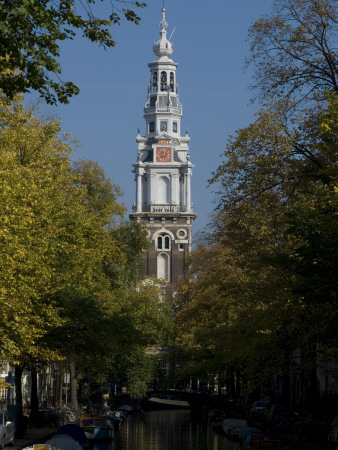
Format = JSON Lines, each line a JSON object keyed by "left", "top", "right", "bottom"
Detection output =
{"left": 142, "top": 7, "right": 184, "bottom": 141}
{"left": 153, "top": 8, "right": 173, "bottom": 59}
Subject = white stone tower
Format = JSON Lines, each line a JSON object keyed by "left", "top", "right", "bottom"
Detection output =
{"left": 130, "top": 8, "right": 196, "bottom": 286}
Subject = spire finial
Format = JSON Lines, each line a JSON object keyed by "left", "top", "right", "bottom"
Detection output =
{"left": 159, "top": 7, "right": 168, "bottom": 31}
{"left": 153, "top": 3, "right": 173, "bottom": 58}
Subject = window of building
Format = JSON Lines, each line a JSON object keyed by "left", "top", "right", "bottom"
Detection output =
{"left": 160, "top": 121, "right": 167, "bottom": 132}
{"left": 173, "top": 121, "right": 178, "bottom": 133}
{"left": 157, "top": 233, "right": 171, "bottom": 251}
{"left": 170, "top": 72, "right": 174, "bottom": 92}
{"left": 160, "top": 71, "right": 167, "bottom": 91}
{"left": 149, "top": 122, "right": 155, "bottom": 133}
{"left": 157, "top": 253, "right": 170, "bottom": 281}
{"left": 179, "top": 243, "right": 184, "bottom": 251}
{"left": 153, "top": 71, "right": 157, "bottom": 89}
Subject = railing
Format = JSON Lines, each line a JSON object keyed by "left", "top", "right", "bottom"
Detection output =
{"left": 132, "top": 203, "right": 194, "bottom": 213}
{"left": 151, "top": 204, "right": 178, "bottom": 213}
{"left": 144, "top": 106, "right": 182, "bottom": 114}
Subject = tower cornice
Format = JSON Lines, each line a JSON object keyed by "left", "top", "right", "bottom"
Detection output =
{"left": 148, "top": 60, "right": 178, "bottom": 68}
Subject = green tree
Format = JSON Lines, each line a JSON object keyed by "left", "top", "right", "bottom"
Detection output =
{"left": 72, "top": 159, "right": 126, "bottom": 222}
{"left": 0, "top": 92, "right": 88, "bottom": 427}
{"left": 199, "top": 95, "right": 337, "bottom": 397}
{"left": 175, "top": 230, "right": 294, "bottom": 392}
{"left": 41, "top": 160, "right": 126, "bottom": 410}
{"left": 0, "top": 93, "right": 75, "bottom": 364}
{"left": 112, "top": 279, "right": 174, "bottom": 397}
{"left": 0, "top": 93, "right": 174, "bottom": 415}
{"left": 247, "top": 0, "right": 338, "bottom": 105}
{"left": 109, "top": 221, "right": 150, "bottom": 286}
{"left": 0, "top": 0, "right": 146, "bottom": 104}
{"left": 175, "top": 0, "right": 338, "bottom": 401}
{"left": 46, "top": 162, "right": 172, "bottom": 404}
{"left": 276, "top": 93, "right": 338, "bottom": 356}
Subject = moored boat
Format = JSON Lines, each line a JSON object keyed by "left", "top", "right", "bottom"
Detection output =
{"left": 79, "top": 417, "right": 114, "bottom": 441}
{"left": 104, "top": 412, "right": 124, "bottom": 430}
{"left": 222, "top": 418, "right": 248, "bottom": 440}
{"left": 144, "top": 393, "right": 190, "bottom": 410}
{"left": 44, "top": 434, "right": 83, "bottom": 450}
{"left": 55, "top": 424, "right": 89, "bottom": 448}
{"left": 246, "top": 434, "right": 282, "bottom": 449}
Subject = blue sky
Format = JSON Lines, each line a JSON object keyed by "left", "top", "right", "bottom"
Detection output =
{"left": 30, "top": 0, "right": 273, "bottom": 237}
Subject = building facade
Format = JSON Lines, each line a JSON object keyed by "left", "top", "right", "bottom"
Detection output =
{"left": 130, "top": 8, "right": 196, "bottom": 286}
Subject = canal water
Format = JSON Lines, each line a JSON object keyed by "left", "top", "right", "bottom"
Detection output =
{"left": 92, "top": 410, "right": 242, "bottom": 450}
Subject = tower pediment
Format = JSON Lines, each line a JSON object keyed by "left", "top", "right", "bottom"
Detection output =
{"left": 156, "top": 133, "right": 172, "bottom": 142}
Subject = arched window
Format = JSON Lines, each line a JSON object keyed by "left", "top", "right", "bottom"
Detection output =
{"left": 157, "top": 253, "right": 170, "bottom": 281}
{"left": 160, "top": 71, "right": 167, "bottom": 91}
{"left": 157, "top": 233, "right": 171, "bottom": 251}
{"left": 153, "top": 72, "right": 157, "bottom": 92}
{"left": 170, "top": 72, "right": 174, "bottom": 92}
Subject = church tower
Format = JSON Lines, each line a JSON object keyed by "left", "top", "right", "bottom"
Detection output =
{"left": 130, "top": 8, "right": 196, "bottom": 286}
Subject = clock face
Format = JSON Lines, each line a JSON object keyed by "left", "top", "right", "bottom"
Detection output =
{"left": 156, "top": 147, "right": 171, "bottom": 162}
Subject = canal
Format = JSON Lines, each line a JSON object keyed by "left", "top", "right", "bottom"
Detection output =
{"left": 92, "top": 410, "right": 242, "bottom": 450}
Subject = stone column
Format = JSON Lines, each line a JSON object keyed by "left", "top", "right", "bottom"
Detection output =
{"left": 136, "top": 170, "right": 142, "bottom": 212}
{"left": 171, "top": 173, "right": 179, "bottom": 208}
{"left": 186, "top": 170, "right": 191, "bottom": 212}
{"left": 148, "top": 172, "right": 156, "bottom": 209}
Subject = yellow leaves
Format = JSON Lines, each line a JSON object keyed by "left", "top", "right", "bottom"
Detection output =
{"left": 0, "top": 380, "right": 13, "bottom": 390}
{"left": 0, "top": 94, "right": 99, "bottom": 361}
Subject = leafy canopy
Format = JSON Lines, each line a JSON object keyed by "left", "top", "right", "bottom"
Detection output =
{"left": 247, "top": 0, "right": 338, "bottom": 105}
{"left": 0, "top": 0, "right": 147, "bottom": 104}
{"left": 174, "top": 0, "right": 338, "bottom": 394}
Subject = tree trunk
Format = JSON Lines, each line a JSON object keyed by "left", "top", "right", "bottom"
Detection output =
{"left": 69, "top": 359, "right": 79, "bottom": 413}
{"left": 30, "top": 366, "right": 39, "bottom": 426}
{"left": 226, "top": 370, "right": 236, "bottom": 397}
{"left": 14, "top": 365, "right": 27, "bottom": 438}
{"left": 59, "top": 362, "right": 63, "bottom": 405}
{"left": 235, "top": 370, "right": 241, "bottom": 398}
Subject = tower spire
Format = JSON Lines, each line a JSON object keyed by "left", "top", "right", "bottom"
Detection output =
{"left": 130, "top": 7, "right": 196, "bottom": 286}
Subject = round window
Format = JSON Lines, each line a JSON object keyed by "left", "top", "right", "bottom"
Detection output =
{"left": 177, "top": 229, "right": 187, "bottom": 239}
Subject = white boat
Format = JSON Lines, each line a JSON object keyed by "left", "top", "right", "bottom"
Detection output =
{"left": 145, "top": 394, "right": 190, "bottom": 409}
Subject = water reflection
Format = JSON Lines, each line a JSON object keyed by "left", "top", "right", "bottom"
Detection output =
{"left": 91, "top": 410, "right": 241, "bottom": 450}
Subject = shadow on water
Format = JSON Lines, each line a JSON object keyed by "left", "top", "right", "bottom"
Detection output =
{"left": 91, "top": 410, "right": 242, "bottom": 450}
